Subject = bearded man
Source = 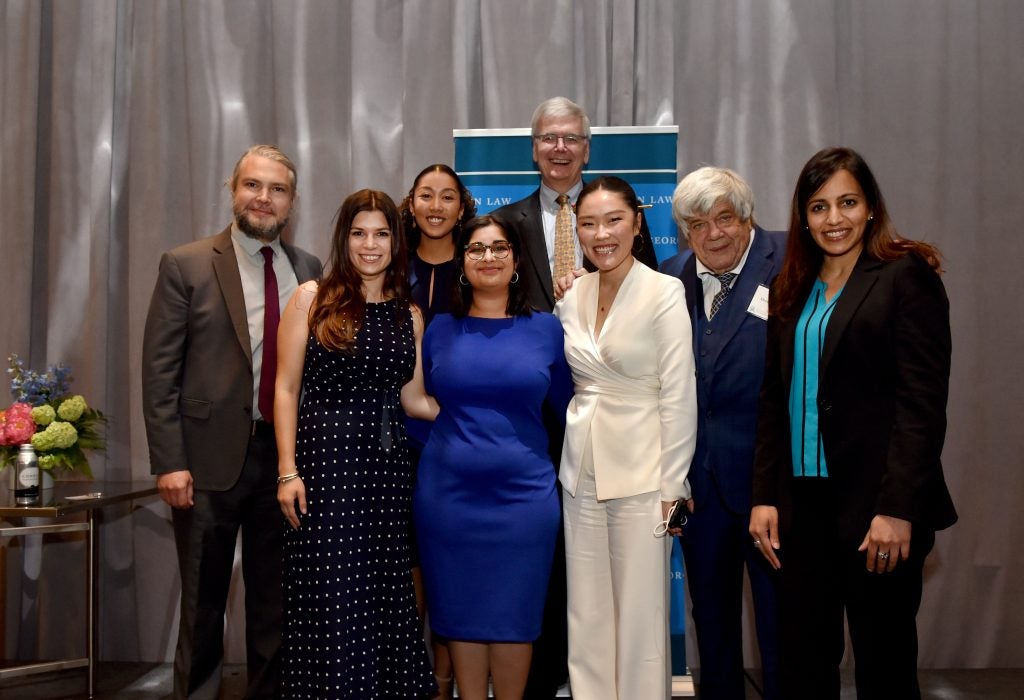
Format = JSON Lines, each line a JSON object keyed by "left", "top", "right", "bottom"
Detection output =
{"left": 142, "top": 145, "right": 321, "bottom": 699}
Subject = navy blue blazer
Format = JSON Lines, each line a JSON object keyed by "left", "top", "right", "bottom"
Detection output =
{"left": 660, "top": 227, "right": 786, "bottom": 515}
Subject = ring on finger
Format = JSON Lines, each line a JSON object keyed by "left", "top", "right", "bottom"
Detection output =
{"left": 878, "top": 551, "right": 891, "bottom": 560}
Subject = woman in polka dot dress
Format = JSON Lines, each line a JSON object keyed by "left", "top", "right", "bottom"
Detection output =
{"left": 275, "top": 189, "right": 439, "bottom": 699}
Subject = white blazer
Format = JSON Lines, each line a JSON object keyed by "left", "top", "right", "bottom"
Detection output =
{"left": 556, "top": 261, "right": 697, "bottom": 501}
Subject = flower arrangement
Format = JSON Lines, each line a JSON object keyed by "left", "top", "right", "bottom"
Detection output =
{"left": 0, "top": 354, "right": 106, "bottom": 477}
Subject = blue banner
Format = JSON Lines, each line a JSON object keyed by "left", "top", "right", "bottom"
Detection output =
{"left": 454, "top": 127, "right": 681, "bottom": 262}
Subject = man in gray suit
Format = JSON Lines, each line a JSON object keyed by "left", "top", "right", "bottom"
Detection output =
{"left": 143, "top": 144, "right": 321, "bottom": 699}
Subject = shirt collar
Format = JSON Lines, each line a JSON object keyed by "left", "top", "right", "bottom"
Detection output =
{"left": 539, "top": 179, "right": 585, "bottom": 212}
{"left": 696, "top": 227, "right": 757, "bottom": 279}
{"left": 231, "top": 223, "right": 285, "bottom": 260}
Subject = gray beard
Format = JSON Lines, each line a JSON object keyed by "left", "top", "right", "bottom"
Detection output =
{"left": 236, "top": 210, "right": 288, "bottom": 243}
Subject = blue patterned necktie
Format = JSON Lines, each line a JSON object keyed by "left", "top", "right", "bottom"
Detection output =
{"left": 709, "top": 272, "right": 737, "bottom": 319}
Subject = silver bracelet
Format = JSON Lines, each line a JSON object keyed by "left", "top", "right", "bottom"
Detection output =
{"left": 277, "top": 472, "right": 301, "bottom": 484}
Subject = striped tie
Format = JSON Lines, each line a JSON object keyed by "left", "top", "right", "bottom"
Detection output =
{"left": 709, "top": 272, "right": 737, "bottom": 319}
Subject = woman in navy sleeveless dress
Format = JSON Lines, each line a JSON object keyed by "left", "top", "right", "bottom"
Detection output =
{"left": 275, "top": 190, "right": 438, "bottom": 699}
{"left": 414, "top": 215, "right": 573, "bottom": 700}
{"left": 399, "top": 163, "right": 477, "bottom": 699}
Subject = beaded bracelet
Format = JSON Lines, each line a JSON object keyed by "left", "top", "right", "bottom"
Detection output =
{"left": 277, "top": 472, "right": 301, "bottom": 484}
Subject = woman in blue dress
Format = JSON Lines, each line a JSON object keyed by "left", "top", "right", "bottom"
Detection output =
{"left": 414, "top": 214, "right": 573, "bottom": 700}
{"left": 274, "top": 189, "right": 439, "bottom": 699}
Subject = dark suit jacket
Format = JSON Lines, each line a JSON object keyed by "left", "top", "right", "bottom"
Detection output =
{"left": 661, "top": 227, "right": 785, "bottom": 515}
{"left": 752, "top": 251, "right": 957, "bottom": 545}
{"left": 142, "top": 226, "right": 321, "bottom": 491}
{"left": 493, "top": 187, "right": 659, "bottom": 312}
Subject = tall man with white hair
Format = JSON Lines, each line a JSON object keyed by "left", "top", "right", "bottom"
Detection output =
{"left": 494, "top": 96, "right": 659, "bottom": 312}
{"left": 659, "top": 167, "right": 783, "bottom": 700}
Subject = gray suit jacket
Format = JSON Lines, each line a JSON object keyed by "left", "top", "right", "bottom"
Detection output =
{"left": 142, "top": 226, "right": 321, "bottom": 490}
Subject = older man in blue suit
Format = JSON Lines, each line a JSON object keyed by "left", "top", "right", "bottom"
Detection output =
{"left": 659, "top": 167, "right": 782, "bottom": 700}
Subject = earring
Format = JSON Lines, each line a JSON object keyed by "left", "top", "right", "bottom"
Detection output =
{"left": 868, "top": 215, "right": 874, "bottom": 220}
{"left": 510, "top": 272, "right": 520, "bottom": 284}
{"left": 459, "top": 274, "right": 469, "bottom": 286}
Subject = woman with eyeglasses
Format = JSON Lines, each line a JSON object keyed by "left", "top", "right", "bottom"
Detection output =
{"left": 749, "top": 147, "right": 956, "bottom": 698}
{"left": 556, "top": 176, "right": 697, "bottom": 699}
{"left": 413, "top": 214, "right": 573, "bottom": 700}
{"left": 399, "top": 164, "right": 477, "bottom": 699}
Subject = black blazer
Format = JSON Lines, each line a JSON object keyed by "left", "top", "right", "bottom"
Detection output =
{"left": 492, "top": 187, "right": 658, "bottom": 312}
{"left": 752, "top": 251, "right": 957, "bottom": 545}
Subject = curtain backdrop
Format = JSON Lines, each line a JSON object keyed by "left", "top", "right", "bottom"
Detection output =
{"left": 2, "top": 0, "right": 1022, "bottom": 668}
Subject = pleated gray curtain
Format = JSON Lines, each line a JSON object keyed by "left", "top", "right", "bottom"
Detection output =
{"left": 1, "top": 0, "right": 1022, "bottom": 668}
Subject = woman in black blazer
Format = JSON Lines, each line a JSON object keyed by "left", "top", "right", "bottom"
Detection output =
{"left": 749, "top": 147, "right": 957, "bottom": 699}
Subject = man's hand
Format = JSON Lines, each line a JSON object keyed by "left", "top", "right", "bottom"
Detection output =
{"left": 157, "top": 469, "right": 194, "bottom": 509}
{"left": 554, "top": 267, "right": 587, "bottom": 300}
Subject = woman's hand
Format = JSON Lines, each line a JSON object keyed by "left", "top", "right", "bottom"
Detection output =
{"left": 278, "top": 477, "right": 307, "bottom": 530}
{"left": 749, "top": 505, "right": 782, "bottom": 570}
{"left": 400, "top": 305, "right": 440, "bottom": 420}
{"left": 553, "top": 267, "right": 587, "bottom": 300}
{"left": 858, "top": 514, "right": 912, "bottom": 573}
{"left": 660, "top": 500, "right": 683, "bottom": 536}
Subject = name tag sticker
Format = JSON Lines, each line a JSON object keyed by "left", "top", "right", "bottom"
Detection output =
{"left": 747, "top": 284, "right": 770, "bottom": 320}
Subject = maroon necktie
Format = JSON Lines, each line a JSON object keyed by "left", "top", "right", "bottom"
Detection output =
{"left": 258, "top": 247, "right": 279, "bottom": 422}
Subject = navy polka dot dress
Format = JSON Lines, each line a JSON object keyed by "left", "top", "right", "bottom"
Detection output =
{"left": 282, "top": 300, "right": 436, "bottom": 699}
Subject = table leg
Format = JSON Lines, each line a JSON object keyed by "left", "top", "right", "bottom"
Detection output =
{"left": 87, "top": 508, "right": 96, "bottom": 699}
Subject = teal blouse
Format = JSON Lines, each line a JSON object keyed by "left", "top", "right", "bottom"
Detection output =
{"left": 789, "top": 279, "right": 842, "bottom": 477}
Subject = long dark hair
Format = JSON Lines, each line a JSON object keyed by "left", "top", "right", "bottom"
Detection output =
{"left": 452, "top": 215, "right": 533, "bottom": 318}
{"left": 773, "top": 147, "right": 943, "bottom": 319}
{"left": 575, "top": 175, "right": 644, "bottom": 254}
{"left": 311, "top": 189, "right": 410, "bottom": 350}
{"left": 399, "top": 164, "right": 477, "bottom": 252}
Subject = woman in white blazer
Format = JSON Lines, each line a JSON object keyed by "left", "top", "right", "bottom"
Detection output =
{"left": 556, "top": 176, "right": 697, "bottom": 699}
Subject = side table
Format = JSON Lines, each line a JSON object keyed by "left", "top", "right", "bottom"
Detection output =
{"left": 0, "top": 480, "right": 158, "bottom": 698}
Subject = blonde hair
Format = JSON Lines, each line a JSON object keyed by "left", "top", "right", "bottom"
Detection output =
{"left": 228, "top": 144, "right": 298, "bottom": 193}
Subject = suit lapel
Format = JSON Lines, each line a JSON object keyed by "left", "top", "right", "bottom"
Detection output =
{"left": 518, "top": 190, "right": 555, "bottom": 308}
{"left": 212, "top": 227, "right": 253, "bottom": 367}
{"left": 708, "top": 230, "right": 775, "bottom": 355}
{"left": 680, "top": 254, "right": 702, "bottom": 324}
{"left": 282, "top": 241, "right": 319, "bottom": 283}
{"left": 821, "top": 254, "right": 881, "bottom": 373}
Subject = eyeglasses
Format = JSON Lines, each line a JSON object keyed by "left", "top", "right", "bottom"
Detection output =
{"left": 465, "top": 242, "right": 512, "bottom": 260}
{"left": 534, "top": 133, "right": 587, "bottom": 148}
{"left": 687, "top": 211, "right": 740, "bottom": 236}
